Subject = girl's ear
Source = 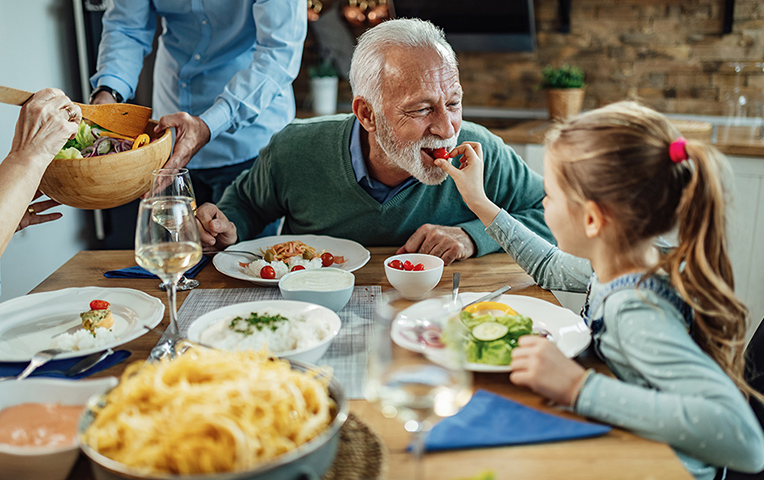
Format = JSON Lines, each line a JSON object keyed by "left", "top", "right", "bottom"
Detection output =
{"left": 353, "top": 97, "right": 376, "bottom": 132}
{"left": 583, "top": 200, "right": 606, "bottom": 238}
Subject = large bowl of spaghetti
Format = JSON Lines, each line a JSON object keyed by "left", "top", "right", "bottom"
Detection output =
{"left": 77, "top": 348, "right": 348, "bottom": 479}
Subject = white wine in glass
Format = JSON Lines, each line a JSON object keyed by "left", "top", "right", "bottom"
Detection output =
{"left": 151, "top": 168, "right": 199, "bottom": 291}
{"left": 365, "top": 292, "right": 472, "bottom": 479}
{"left": 136, "top": 197, "right": 202, "bottom": 338}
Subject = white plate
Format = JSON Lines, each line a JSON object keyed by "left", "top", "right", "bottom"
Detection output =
{"left": 391, "top": 293, "right": 591, "bottom": 372}
{"left": 186, "top": 300, "right": 341, "bottom": 364}
{"left": 0, "top": 287, "right": 164, "bottom": 362}
{"left": 212, "top": 234, "right": 371, "bottom": 287}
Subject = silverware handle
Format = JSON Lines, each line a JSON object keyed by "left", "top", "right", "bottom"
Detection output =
{"left": 463, "top": 285, "right": 511, "bottom": 308}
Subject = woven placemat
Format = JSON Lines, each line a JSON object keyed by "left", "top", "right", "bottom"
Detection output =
{"left": 323, "top": 413, "right": 388, "bottom": 480}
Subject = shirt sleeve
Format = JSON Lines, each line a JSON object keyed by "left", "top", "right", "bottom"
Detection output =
{"left": 485, "top": 209, "right": 591, "bottom": 292}
{"left": 575, "top": 296, "right": 764, "bottom": 472}
{"left": 90, "top": 0, "right": 157, "bottom": 101}
{"left": 200, "top": 0, "right": 307, "bottom": 140}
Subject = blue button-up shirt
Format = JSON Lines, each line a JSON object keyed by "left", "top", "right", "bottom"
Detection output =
{"left": 91, "top": 0, "right": 307, "bottom": 169}
{"left": 349, "top": 120, "right": 417, "bottom": 203}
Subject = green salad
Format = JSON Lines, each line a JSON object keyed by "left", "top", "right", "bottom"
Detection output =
{"left": 459, "top": 310, "right": 533, "bottom": 365}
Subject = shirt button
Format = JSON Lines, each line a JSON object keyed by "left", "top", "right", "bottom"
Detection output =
{"left": 194, "top": 54, "right": 201, "bottom": 61}
{"left": 202, "top": 19, "right": 208, "bottom": 25}
{"left": 181, "top": 82, "right": 188, "bottom": 88}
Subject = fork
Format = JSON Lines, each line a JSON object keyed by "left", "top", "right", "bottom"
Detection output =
{"left": 218, "top": 249, "right": 264, "bottom": 260}
{"left": 0, "top": 348, "right": 66, "bottom": 382}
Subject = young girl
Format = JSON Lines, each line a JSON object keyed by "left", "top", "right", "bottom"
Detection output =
{"left": 435, "top": 101, "right": 764, "bottom": 480}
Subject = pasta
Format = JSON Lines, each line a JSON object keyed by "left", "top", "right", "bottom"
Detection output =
{"left": 81, "top": 349, "right": 334, "bottom": 475}
{"left": 261, "top": 241, "right": 319, "bottom": 262}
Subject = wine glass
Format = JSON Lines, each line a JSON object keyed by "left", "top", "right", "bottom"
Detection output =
{"left": 365, "top": 291, "right": 473, "bottom": 479}
{"left": 151, "top": 168, "right": 200, "bottom": 291}
{"left": 135, "top": 196, "right": 202, "bottom": 339}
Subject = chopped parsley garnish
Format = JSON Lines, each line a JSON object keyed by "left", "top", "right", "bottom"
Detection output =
{"left": 229, "top": 312, "right": 288, "bottom": 336}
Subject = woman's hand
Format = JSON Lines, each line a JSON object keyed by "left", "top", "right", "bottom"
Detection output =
{"left": 509, "top": 335, "right": 587, "bottom": 407}
{"left": 434, "top": 141, "right": 500, "bottom": 226}
{"left": 16, "top": 191, "right": 62, "bottom": 232}
{"left": 10, "top": 88, "right": 80, "bottom": 162}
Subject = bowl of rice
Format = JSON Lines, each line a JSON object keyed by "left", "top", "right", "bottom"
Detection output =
{"left": 186, "top": 300, "right": 341, "bottom": 364}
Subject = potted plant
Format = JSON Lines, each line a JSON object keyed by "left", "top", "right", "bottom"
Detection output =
{"left": 539, "top": 65, "right": 586, "bottom": 121}
{"left": 309, "top": 60, "right": 339, "bottom": 115}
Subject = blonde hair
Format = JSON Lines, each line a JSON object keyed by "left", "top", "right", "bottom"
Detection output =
{"left": 545, "top": 101, "right": 759, "bottom": 402}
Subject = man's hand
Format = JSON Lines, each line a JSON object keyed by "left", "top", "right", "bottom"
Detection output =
{"left": 155, "top": 112, "right": 211, "bottom": 170}
{"left": 195, "top": 203, "right": 238, "bottom": 254}
{"left": 509, "top": 336, "right": 587, "bottom": 407}
{"left": 16, "top": 191, "right": 62, "bottom": 232}
{"left": 396, "top": 224, "right": 475, "bottom": 265}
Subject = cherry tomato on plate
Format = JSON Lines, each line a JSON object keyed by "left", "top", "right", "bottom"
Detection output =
{"left": 260, "top": 266, "right": 276, "bottom": 279}
{"left": 388, "top": 259, "right": 404, "bottom": 270}
{"left": 89, "top": 300, "right": 110, "bottom": 310}
{"left": 403, "top": 260, "right": 414, "bottom": 271}
{"left": 291, "top": 265, "right": 306, "bottom": 272}
{"left": 412, "top": 263, "right": 425, "bottom": 271}
{"left": 321, "top": 252, "right": 334, "bottom": 267}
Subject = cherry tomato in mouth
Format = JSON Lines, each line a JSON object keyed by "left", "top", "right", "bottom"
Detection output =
{"left": 291, "top": 265, "right": 306, "bottom": 272}
{"left": 412, "top": 263, "right": 425, "bottom": 271}
{"left": 321, "top": 252, "right": 334, "bottom": 267}
{"left": 89, "top": 300, "right": 110, "bottom": 310}
{"left": 260, "top": 266, "right": 276, "bottom": 279}
{"left": 432, "top": 148, "right": 449, "bottom": 159}
{"left": 388, "top": 259, "right": 404, "bottom": 270}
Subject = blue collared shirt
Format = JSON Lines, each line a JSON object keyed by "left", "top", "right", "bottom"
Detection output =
{"left": 349, "top": 120, "right": 417, "bottom": 203}
{"left": 91, "top": 0, "right": 307, "bottom": 169}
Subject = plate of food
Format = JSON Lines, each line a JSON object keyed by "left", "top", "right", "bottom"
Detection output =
{"left": 0, "top": 287, "right": 164, "bottom": 362}
{"left": 186, "top": 300, "right": 341, "bottom": 365}
{"left": 391, "top": 293, "right": 591, "bottom": 372}
{"left": 212, "top": 234, "right": 371, "bottom": 287}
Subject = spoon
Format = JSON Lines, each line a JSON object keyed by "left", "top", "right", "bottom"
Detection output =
{"left": 0, "top": 349, "right": 113, "bottom": 381}
{"left": 452, "top": 272, "right": 461, "bottom": 304}
{"left": 0, "top": 348, "right": 66, "bottom": 382}
{"left": 0, "top": 85, "right": 151, "bottom": 138}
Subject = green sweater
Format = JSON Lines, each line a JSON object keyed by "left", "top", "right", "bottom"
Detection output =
{"left": 218, "top": 114, "right": 553, "bottom": 257}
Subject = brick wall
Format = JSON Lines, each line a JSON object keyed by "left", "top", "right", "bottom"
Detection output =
{"left": 297, "top": 0, "right": 764, "bottom": 116}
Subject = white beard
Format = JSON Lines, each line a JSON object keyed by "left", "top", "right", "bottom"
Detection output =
{"left": 375, "top": 113, "right": 459, "bottom": 186}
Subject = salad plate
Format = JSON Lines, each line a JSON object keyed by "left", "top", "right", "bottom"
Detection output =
{"left": 212, "top": 234, "right": 371, "bottom": 287}
{"left": 391, "top": 293, "right": 591, "bottom": 372}
{"left": 0, "top": 287, "right": 164, "bottom": 362}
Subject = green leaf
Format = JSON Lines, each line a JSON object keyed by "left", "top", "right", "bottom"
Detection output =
{"left": 540, "top": 64, "right": 586, "bottom": 89}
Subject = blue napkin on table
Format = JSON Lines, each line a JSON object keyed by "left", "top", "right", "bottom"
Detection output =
{"left": 423, "top": 389, "right": 611, "bottom": 452}
{"left": 103, "top": 255, "right": 210, "bottom": 279}
{"left": 0, "top": 349, "right": 131, "bottom": 380}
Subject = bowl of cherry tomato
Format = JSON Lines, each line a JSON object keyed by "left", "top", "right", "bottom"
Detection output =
{"left": 384, "top": 253, "right": 444, "bottom": 300}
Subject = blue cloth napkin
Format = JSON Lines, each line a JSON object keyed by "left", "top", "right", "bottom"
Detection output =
{"left": 103, "top": 255, "right": 210, "bottom": 279}
{"left": 0, "top": 350, "right": 131, "bottom": 380}
{"left": 423, "top": 389, "right": 611, "bottom": 452}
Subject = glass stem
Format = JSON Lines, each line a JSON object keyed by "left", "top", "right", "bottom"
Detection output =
{"left": 166, "top": 282, "right": 179, "bottom": 335}
{"left": 410, "top": 424, "right": 428, "bottom": 480}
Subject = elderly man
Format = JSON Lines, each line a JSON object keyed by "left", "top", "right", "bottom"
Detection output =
{"left": 196, "top": 18, "right": 552, "bottom": 265}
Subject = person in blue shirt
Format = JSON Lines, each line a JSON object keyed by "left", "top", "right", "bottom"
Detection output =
{"left": 437, "top": 101, "right": 764, "bottom": 479}
{"left": 90, "top": 0, "right": 307, "bottom": 205}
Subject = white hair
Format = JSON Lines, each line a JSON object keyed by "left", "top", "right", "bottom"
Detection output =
{"left": 349, "top": 18, "right": 458, "bottom": 110}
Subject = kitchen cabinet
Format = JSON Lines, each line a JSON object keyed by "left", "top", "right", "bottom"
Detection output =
{"left": 500, "top": 127, "right": 764, "bottom": 342}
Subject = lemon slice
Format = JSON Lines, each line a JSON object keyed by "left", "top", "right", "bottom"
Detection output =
{"left": 472, "top": 322, "right": 509, "bottom": 341}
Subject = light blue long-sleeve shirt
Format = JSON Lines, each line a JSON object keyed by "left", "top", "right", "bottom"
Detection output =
{"left": 91, "top": 0, "right": 307, "bottom": 170}
{"left": 486, "top": 209, "right": 764, "bottom": 479}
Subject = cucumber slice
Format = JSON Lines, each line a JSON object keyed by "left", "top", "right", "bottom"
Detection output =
{"left": 472, "top": 322, "right": 509, "bottom": 341}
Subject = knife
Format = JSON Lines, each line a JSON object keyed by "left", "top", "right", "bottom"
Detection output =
{"left": 462, "top": 285, "right": 512, "bottom": 309}
{"left": 67, "top": 349, "right": 113, "bottom": 376}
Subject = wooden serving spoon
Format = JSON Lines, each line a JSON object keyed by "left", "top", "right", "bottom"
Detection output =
{"left": 0, "top": 85, "right": 151, "bottom": 138}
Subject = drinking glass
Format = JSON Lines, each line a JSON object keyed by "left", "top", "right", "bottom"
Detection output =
{"left": 365, "top": 291, "right": 472, "bottom": 479}
{"left": 151, "top": 168, "right": 200, "bottom": 291}
{"left": 135, "top": 196, "right": 202, "bottom": 338}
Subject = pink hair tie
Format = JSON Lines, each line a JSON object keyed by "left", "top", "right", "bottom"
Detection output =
{"left": 669, "top": 137, "right": 688, "bottom": 163}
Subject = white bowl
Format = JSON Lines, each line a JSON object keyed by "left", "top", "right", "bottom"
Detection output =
{"left": 384, "top": 253, "right": 445, "bottom": 300}
{"left": 0, "top": 377, "right": 118, "bottom": 480}
{"left": 279, "top": 269, "right": 355, "bottom": 312}
{"left": 187, "top": 300, "right": 342, "bottom": 364}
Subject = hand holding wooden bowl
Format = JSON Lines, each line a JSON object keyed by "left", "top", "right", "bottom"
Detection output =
{"left": 38, "top": 120, "right": 171, "bottom": 210}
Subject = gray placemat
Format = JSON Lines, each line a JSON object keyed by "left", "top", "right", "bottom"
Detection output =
{"left": 165, "top": 286, "right": 380, "bottom": 399}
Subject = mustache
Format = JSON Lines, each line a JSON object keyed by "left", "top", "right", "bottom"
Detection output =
{"left": 417, "top": 133, "right": 459, "bottom": 151}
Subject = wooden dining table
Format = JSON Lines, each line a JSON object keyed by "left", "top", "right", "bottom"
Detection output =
{"left": 25, "top": 247, "right": 692, "bottom": 480}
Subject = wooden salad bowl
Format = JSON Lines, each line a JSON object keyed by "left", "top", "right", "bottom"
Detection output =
{"left": 39, "top": 120, "right": 171, "bottom": 210}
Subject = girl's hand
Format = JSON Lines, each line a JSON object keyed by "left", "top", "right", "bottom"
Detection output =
{"left": 435, "top": 142, "right": 500, "bottom": 226}
{"left": 509, "top": 335, "right": 587, "bottom": 407}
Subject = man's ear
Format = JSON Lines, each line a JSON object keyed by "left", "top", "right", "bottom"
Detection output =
{"left": 353, "top": 96, "right": 376, "bottom": 132}
{"left": 583, "top": 200, "right": 606, "bottom": 238}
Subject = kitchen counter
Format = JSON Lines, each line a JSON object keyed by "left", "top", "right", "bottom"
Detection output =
{"left": 490, "top": 120, "right": 764, "bottom": 158}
